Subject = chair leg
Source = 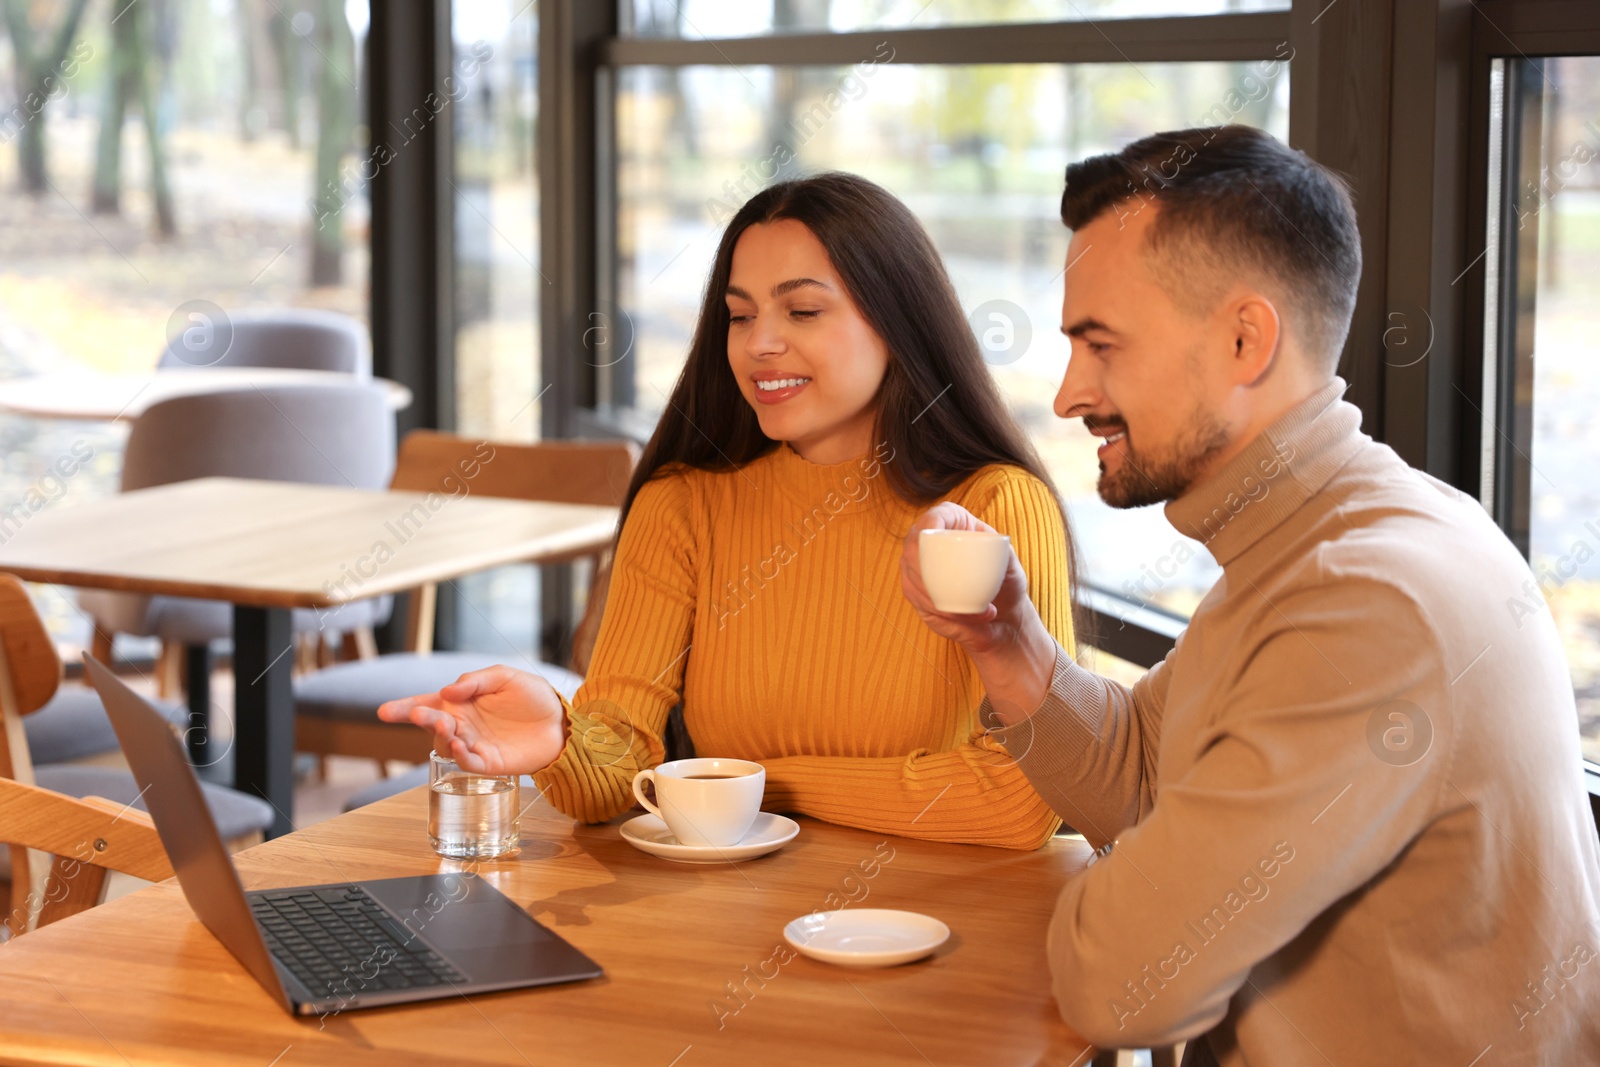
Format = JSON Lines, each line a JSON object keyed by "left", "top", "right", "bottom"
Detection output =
{"left": 351, "top": 627, "right": 378, "bottom": 661}
{"left": 91, "top": 627, "right": 114, "bottom": 667}
{"left": 155, "top": 641, "right": 182, "bottom": 700}
{"left": 1152, "top": 1047, "right": 1180, "bottom": 1067}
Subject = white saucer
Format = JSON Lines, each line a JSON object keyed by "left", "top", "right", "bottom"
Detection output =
{"left": 619, "top": 812, "right": 799, "bottom": 863}
{"left": 783, "top": 909, "right": 950, "bottom": 968}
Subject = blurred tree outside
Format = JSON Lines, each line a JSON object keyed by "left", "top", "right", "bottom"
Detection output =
{"left": 2, "top": 0, "right": 92, "bottom": 194}
{"left": 768, "top": 0, "right": 832, "bottom": 167}
{"left": 311, "top": 0, "right": 356, "bottom": 287}
{"left": 91, "top": 0, "right": 175, "bottom": 237}
{"left": 268, "top": 1, "right": 303, "bottom": 149}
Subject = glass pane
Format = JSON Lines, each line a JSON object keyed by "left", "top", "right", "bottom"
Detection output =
{"left": 620, "top": 0, "right": 1288, "bottom": 37}
{"left": 452, "top": 1, "right": 541, "bottom": 662}
{"left": 1493, "top": 56, "right": 1600, "bottom": 764}
{"left": 615, "top": 59, "right": 1288, "bottom": 618}
{"left": 0, "top": 0, "right": 369, "bottom": 653}
{"left": 453, "top": 0, "right": 540, "bottom": 443}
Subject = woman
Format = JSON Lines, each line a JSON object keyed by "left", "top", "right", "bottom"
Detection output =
{"left": 380, "top": 173, "right": 1077, "bottom": 849}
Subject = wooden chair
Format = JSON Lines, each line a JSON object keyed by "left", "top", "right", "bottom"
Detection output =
{"left": 293, "top": 431, "right": 638, "bottom": 769}
{"left": 0, "top": 574, "right": 270, "bottom": 934}
{"left": 0, "top": 777, "right": 172, "bottom": 937}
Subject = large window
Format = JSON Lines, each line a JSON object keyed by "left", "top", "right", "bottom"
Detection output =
{"left": 453, "top": 1, "right": 540, "bottom": 443}
{"left": 0, "top": 0, "right": 369, "bottom": 653}
{"left": 1482, "top": 54, "right": 1600, "bottom": 765}
{"left": 614, "top": 51, "right": 1286, "bottom": 617}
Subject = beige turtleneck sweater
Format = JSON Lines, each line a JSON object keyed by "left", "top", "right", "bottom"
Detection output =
{"left": 1000, "top": 378, "right": 1600, "bottom": 1064}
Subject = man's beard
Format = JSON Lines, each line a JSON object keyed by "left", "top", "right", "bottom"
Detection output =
{"left": 1095, "top": 406, "right": 1232, "bottom": 509}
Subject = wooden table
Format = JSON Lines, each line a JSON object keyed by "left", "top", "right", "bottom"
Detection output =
{"left": 0, "top": 368, "right": 413, "bottom": 421}
{"left": 0, "top": 790, "right": 1096, "bottom": 1065}
{"left": 0, "top": 477, "right": 618, "bottom": 836}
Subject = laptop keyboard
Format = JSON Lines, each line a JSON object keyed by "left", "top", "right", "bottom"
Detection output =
{"left": 250, "top": 885, "right": 466, "bottom": 998}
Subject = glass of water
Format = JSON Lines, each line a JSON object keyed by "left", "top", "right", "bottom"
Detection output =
{"left": 428, "top": 750, "right": 520, "bottom": 858}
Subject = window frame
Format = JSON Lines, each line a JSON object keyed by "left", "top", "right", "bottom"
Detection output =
{"left": 1456, "top": 2, "right": 1600, "bottom": 806}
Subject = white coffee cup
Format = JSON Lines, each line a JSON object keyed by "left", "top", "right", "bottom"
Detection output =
{"left": 631, "top": 758, "right": 766, "bottom": 847}
{"left": 918, "top": 529, "right": 1012, "bottom": 614}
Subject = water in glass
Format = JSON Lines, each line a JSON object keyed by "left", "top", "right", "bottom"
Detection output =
{"left": 428, "top": 753, "right": 519, "bottom": 858}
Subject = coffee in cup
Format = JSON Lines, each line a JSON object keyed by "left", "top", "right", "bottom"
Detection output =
{"left": 631, "top": 758, "right": 765, "bottom": 847}
{"left": 918, "top": 529, "right": 1011, "bottom": 614}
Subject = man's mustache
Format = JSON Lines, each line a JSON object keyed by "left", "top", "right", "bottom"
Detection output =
{"left": 1081, "top": 414, "right": 1128, "bottom": 435}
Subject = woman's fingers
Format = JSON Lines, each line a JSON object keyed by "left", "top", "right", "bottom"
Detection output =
{"left": 449, "top": 734, "right": 487, "bottom": 774}
{"left": 376, "top": 691, "right": 446, "bottom": 723}
{"left": 437, "top": 664, "right": 520, "bottom": 704}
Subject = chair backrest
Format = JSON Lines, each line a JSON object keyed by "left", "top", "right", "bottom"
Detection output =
{"left": 157, "top": 307, "right": 370, "bottom": 375}
{"left": 389, "top": 432, "right": 639, "bottom": 668}
{"left": 121, "top": 384, "right": 396, "bottom": 493}
{"left": 0, "top": 574, "right": 63, "bottom": 788}
{"left": 390, "top": 431, "right": 639, "bottom": 506}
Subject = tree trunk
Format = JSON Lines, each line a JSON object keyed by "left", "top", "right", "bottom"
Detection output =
{"left": 139, "top": 73, "right": 175, "bottom": 236}
{"left": 766, "top": 0, "right": 831, "bottom": 162}
{"left": 137, "top": 1, "right": 176, "bottom": 238}
{"left": 2, "top": 0, "right": 92, "bottom": 195}
{"left": 268, "top": 5, "right": 301, "bottom": 149}
{"left": 237, "top": 0, "right": 261, "bottom": 141}
{"left": 91, "top": 0, "right": 140, "bottom": 214}
{"left": 310, "top": 0, "right": 355, "bottom": 287}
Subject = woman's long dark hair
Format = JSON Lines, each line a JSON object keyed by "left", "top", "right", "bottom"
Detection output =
{"left": 619, "top": 172, "right": 1083, "bottom": 633}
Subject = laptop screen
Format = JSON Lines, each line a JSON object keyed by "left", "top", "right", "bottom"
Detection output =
{"left": 85, "top": 655, "right": 292, "bottom": 1011}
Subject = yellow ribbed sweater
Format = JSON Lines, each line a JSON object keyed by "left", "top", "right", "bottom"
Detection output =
{"left": 531, "top": 441, "right": 1073, "bottom": 850}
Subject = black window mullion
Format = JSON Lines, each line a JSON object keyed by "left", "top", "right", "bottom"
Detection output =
{"left": 604, "top": 12, "right": 1292, "bottom": 67}
{"left": 1488, "top": 58, "right": 1546, "bottom": 561}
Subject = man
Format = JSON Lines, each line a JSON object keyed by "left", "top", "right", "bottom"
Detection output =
{"left": 902, "top": 125, "right": 1600, "bottom": 1064}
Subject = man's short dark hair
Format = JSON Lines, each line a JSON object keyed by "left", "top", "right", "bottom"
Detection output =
{"left": 1061, "top": 125, "right": 1361, "bottom": 371}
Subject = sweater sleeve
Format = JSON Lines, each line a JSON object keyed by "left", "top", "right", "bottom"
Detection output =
{"left": 1001, "top": 646, "right": 1173, "bottom": 847}
{"left": 532, "top": 472, "right": 697, "bottom": 822}
{"left": 759, "top": 469, "right": 1073, "bottom": 850}
{"left": 1034, "top": 578, "right": 1453, "bottom": 1048}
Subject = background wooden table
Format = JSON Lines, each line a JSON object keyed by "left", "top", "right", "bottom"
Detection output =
{"left": 0, "top": 477, "right": 619, "bottom": 836}
{"left": 0, "top": 789, "right": 1095, "bottom": 1066}
{"left": 0, "top": 368, "right": 413, "bottom": 421}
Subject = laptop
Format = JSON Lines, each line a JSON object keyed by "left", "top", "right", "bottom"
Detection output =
{"left": 85, "top": 655, "right": 603, "bottom": 1017}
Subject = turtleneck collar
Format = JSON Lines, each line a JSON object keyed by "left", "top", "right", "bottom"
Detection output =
{"left": 1164, "top": 377, "right": 1364, "bottom": 566}
{"left": 764, "top": 440, "right": 896, "bottom": 516}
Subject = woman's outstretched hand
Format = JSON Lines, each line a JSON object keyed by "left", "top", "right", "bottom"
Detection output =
{"left": 376, "top": 665, "right": 568, "bottom": 775}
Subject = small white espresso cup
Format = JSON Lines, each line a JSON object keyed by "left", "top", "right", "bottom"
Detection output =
{"left": 631, "top": 758, "right": 766, "bottom": 847}
{"left": 919, "top": 529, "right": 1012, "bottom": 614}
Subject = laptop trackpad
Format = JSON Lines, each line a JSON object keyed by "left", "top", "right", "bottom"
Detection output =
{"left": 366, "top": 874, "right": 554, "bottom": 951}
{"left": 364, "top": 873, "right": 594, "bottom": 985}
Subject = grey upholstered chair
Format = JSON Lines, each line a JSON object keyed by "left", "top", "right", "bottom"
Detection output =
{"left": 23, "top": 683, "right": 186, "bottom": 766}
{"left": 77, "top": 383, "right": 397, "bottom": 685}
{"left": 157, "top": 307, "right": 370, "bottom": 375}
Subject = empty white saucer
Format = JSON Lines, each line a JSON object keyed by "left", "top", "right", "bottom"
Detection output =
{"left": 619, "top": 811, "right": 799, "bottom": 864}
{"left": 783, "top": 909, "right": 950, "bottom": 967}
